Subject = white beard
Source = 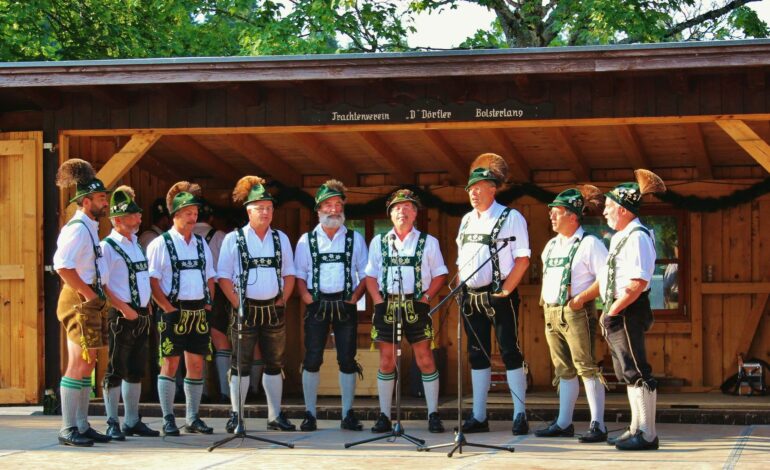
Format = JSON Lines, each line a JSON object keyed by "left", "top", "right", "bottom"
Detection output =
{"left": 319, "top": 212, "right": 345, "bottom": 230}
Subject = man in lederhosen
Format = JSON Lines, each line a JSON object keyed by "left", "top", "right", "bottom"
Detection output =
{"left": 295, "top": 180, "right": 368, "bottom": 432}
{"left": 218, "top": 176, "right": 297, "bottom": 432}
{"left": 139, "top": 198, "right": 171, "bottom": 249}
{"left": 194, "top": 199, "right": 231, "bottom": 404}
{"left": 147, "top": 182, "right": 216, "bottom": 436}
{"left": 100, "top": 186, "right": 159, "bottom": 439}
{"left": 534, "top": 187, "right": 609, "bottom": 443}
{"left": 53, "top": 159, "right": 113, "bottom": 447}
{"left": 365, "top": 189, "right": 448, "bottom": 433}
{"left": 595, "top": 170, "right": 666, "bottom": 451}
{"left": 456, "top": 153, "right": 531, "bottom": 435}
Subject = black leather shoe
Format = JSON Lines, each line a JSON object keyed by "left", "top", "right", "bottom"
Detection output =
{"left": 512, "top": 412, "right": 529, "bottom": 435}
{"left": 615, "top": 431, "right": 659, "bottom": 451}
{"left": 58, "top": 427, "right": 94, "bottom": 447}
{"left": 161, "top": 414, "right": 180, "bottom": 436}
{"left": 122, "top": 418, "right": 160, "bottom": 437}
{"left": 371, "top": 413, "right": 392, "bottom": 433}
{"left": 106, "top": 418, "right": 126, "bottom": 441}
{"left": 225, "top": 412, "right": 238, "bottom": 434}
{"left": 341, "top": 409, "right": 363, "bottom": 431}
{"left": 267, "top": 411, "right": 296, "bottom": 431}
{"left": 81, "top": 426, "right": 112, "bottom": 443}
{"left": 300, "top": 411, "right": 317, "bottom": 431}
{"left": 428, "top": 412, "right": 445, "bottom": 433}
{"left": 534, "top": 420, "right": 574, "bottom": 437}
{"left": 185, "top": 416, "right": 214, "bottom": 434}
{"left": 607, "top": 428, "right": 633, "bottom": 446}
{"left": 579, "top": 421, "right": 608, "bottom": 443}
{"left": 461, "top": 416, "right": 489, "bottom": 433}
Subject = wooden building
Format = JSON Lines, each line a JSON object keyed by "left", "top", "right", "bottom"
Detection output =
{"left": 1, "top": 40, "right": 770, "bottom": 404}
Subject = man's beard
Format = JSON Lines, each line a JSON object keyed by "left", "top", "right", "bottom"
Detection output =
{"left": 320, "top": 212, "right": 345, "bottom": 229}
{"left": 90, "top": 205, "right": 108, "bottom": 219}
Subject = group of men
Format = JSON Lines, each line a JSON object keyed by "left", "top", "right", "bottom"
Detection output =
{"left": 53, "top": 152, "right": 664, "bottom": 452}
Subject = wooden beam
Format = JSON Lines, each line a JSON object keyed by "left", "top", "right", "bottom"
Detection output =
{"left": 716, "top": 119, "right": 770, "bottom": 173}
{"left": 420, "top": 130, "right": 467, "bottom": 184}
{"left": 682, "top": 123, "right": 714, "bottom": 179}
{"left": 355, "top": 132, "right": 413, "bottom": 184}
{"left": 544, "top": 127, "right": 591, "bottom": 182}
{"left": 701, "top": 282, "right": 770, "bottom": 294}
{"left": 613, "top": 125, "right": 651, "bottom": 169}
{"left": 161, "top": 135, "right": 241, "bottom": 183}
{"left": 476, "top": 128, "right": 531, "bottom": 182}
{"left": 729, "top": 294, "right": 770, "bottom": 372}
{"left": 96, "top": 133, "right": 161, "bottom": 187}
{"left": 138, "top": 152, "right": 184, "bottom": 182}
{"left": 293, "top": 133, "right": 358, "bottom": 186}
{"left": 220, "top": 134, "right": 301, "bottom": 187}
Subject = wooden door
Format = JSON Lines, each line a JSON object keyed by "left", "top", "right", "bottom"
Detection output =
{"left": 0, "top": 131, "right": 43, "bottom": 403}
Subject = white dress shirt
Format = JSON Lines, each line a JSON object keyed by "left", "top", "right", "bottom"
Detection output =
{"left": 456, "top": 201, "right": 531, "bottom": 289}
{"left": 138, "top": 225, "right": 164, "bottom": 250}
{"left": 53, "top": 209, "right": 109, "bottom": 286}
{"left": 217, "top": 225, "right": 296, "bottom": 301}
{"left": 598, "top": 218, "right": 656, "bottom": 302}
{"left": 295, "top": 224, "right": 367, "bottom": 294}
{"left": 147, "top": 227, "right": 216, "bottom": 301}
{"left": 365, "top": 228, "right": 449, "bottom": 295}
{"left": 540, "top": 227, "right": 609, "bottom": 304}
{"left": 101, "top": 229, "right": 151, "bottom": 307}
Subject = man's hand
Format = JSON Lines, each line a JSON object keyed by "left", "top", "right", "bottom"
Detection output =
{"left": 567, "top": 294, "right": 585, "bottom": 311}
{"left": 121, "top": 306, "right": 139, "bottom": 321}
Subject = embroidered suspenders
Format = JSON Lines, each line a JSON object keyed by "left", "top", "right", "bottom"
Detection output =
{"left": 379, "top": 232, "right": 428, "bottom": 298}
{"left": 103, "top": 237, "right": 148, "bottom": 308}
{"left": 459, "top": 207, "right": 511, "bottom": 292}
{"left": 161, "top": 232, "right": 211, "bottom": 304}
{"left": 308, "top": 229, "right": 354, "bottom": 301}
{"left": 604, "top": 226, "right": 652, "bottom": 307}
{"left": 234, "top": 228, "right": 283, "bottom": 298}
{"left": 66, "top": 219, "right": 106, "bottom": 299}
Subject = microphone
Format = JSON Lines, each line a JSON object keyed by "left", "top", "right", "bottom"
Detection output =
{"left": 492, "top": 236, "right": 516, "bottom": 243}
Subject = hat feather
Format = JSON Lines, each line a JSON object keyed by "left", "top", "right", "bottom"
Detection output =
{"left": 233, "top": 176, "right": 266, "bottom": 204}
{"left": 323, "top": 179, "right": 347, "bottom": 196}
{"left": 113, "top": 185, "right": 135, "bottom": 199}
{"left": 635, "top": 169, "right": 666, "bottom": 195}
{"left": 166, "top": 181, "right": 201, "bottom": 213}
{"left": 579, "top": 184, "right": 604, "bottom": 214}
{"left": 56, "top": 158, "right": 96, "bottom": 188}
{"left": 470, "top": 153, "right": 508, "bottom": 183}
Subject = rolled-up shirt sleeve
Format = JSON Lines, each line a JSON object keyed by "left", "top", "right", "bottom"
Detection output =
{"left": 217, "top": 232, "right": 237, "bottom": 283}
{"left": 364, "top": 235, "right": 383, "bottom": 280}
{"left": 279, "top": 231, "right": 296, "bottom": 278}
{"left": 625, "top": 232, "right": 656, "bottom": 282}
{"left": 427, "top": 236, "right": 449, "bottom": 277}
{"left": 53, "top": 224, "right": 91, "bottom": 270}
{"left": 147, "top": 237, "right": 168, "bottom": 280}
{"left": 353, "top": 233, "right": 368, "bottom": 283}
{"left": 294, "top": 233, "right": 311, "bottom": 282}
{"left": 508, "top": 210, "right": 531, "bottom": 259}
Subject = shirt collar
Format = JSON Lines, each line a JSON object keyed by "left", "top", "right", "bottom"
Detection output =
{"left": 314, "top": 223, "right": 347, "bottom": 241}
{"left": 244, "top": 223, "right": 272, "bottom": 240}
{"left": 473, "top": 200, "right": 502, "bottom": 220}
{"left": 108, "top": 229, "right": 135, "bottom": 245}
{"left": 195, "top": 222, "right": 212, "bottom": 230}
{"left": 169, "top": 226, "right": 195, "bottom": 245}
{"left": 557, "top": 226, "right": 584, "bottom": 244}
{"left": 388, "top": 227, "right": 419, "bottom": 243}
{"left": 74, "top": 209, "right": 99, "bottom": 229}
{"left": 618, "top": 217, "right": 642, "bottom": 236}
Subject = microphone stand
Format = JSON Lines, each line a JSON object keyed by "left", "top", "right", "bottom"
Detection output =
{"left": 209, "top": 234, "right": 293, "bottom": 451}
{"left": 418, "top": 239, "right": 515, "bottom": 457}
{"left": 345, "top": 235, "right": 425, "bottom": 449}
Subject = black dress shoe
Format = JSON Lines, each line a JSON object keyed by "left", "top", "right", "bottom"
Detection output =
{"left": 185, "top": 416, "right": 214, "bottom": 434}
{"left": 371, "top": 413, "right": 392, "bottom": 433}
{"left": 579, "top": 421, "right": 608, "bottom": 443}
{"left": 122, "top": 418, "right": 160, "bottom": 437}
{"left": 225, "top": 411, "right": 238, "bottom": 434}
{"left": 512, "top": 412, "right": 529, "bottom": 435}
{"left": 267, "top": 411, "right": 296, "bottom": 431}
{"left": 534, "top": 420, "right": 574, "bottom": 437}
{"left": 300, "top": 411, "right": 317, "bottom": 431}
{"left": 607, "top": 428, "right": 633, "bottom": 446}
{"left": 162, "top": 414, "right": 180, "bottom": 436}
{"left": 615, "top": 430, "right": 659, "bottom": 451}
{"left": 81, "top": 426, "right": 112, "bottom": 443}
{"left": 106, "top": 418, "right": 126, "bottom": 441}
{"left": 341, "top": 409, "right": 363, "bottom": 431}
{"left": 428, "top": 412, "right": 445, "bottom": 433}
{"left": 58, "top": 427, "right": 94, "bottom": 447}
{"left": 461, "top": 416, "right": 489, "bottom": 433}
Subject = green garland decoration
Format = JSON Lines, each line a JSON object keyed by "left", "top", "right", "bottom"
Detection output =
{"left": 267, "top": 177, "right": 770, "bottom": 216}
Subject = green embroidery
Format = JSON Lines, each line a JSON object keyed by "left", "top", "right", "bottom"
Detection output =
{"left": 161, "top": 232, "right": 210, "bottom": 304}
{"left": 459, "top": 207, "right": 511, "bottom": 291}
{"left": 543, "top": 234, "right": 590, "bottom": 306}
{"left": 235, "top": 228, "right": 282, "bottom": 298}
{"left": 379, "top": 232, "right": 428, "bottom": 298}
{"left": 604, "top": 226, "right": 652, "bottom": 308}
{"left": 309, "top": 229, "right": 354, "bottom": 300}
{"left": 66, "top": 219, "right": 105, "bottom": 300}
{"left": 104, "top": 237, "right": 148, "bottom": 308}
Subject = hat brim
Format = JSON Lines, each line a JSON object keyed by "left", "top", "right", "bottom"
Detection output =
{"left": 170, "top": 201, "right": 202, "bottom": 215}
{"left": 69, "top": 187, "right": 110, "bottom": 204}
{"left": 464, "top": 176, "right": 499, "bottom": 191}
{"left": 605, "top": 191, "right": 639, "bottom": 215}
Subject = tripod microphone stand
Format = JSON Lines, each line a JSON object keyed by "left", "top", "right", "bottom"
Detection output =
{"left": 345, "top": 235, "right": 425, "bottom": 449}
{"left": 418, "top": 239, "right": 515, "bottom": 457}
{"left": 209, "top": 245, "right": 293, "bottom": 451}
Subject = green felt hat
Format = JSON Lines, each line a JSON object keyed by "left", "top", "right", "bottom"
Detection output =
{"left": 243, "top": 183, "right": 274, "bottom": 206}
{"left": 548, "top": 188, "right": 584, "bottom": 217}
{"left": 606, "top": 182, "right": 643, "bottom": 214}
{"left": 70, "top": 178, "right": 109, "bottom": 203}
{"left": 109, "top": 187, "right": 142, "bottom": 217}
{"left": 170, "top": 191, "right": 201, "bottom": 215}
{"left": 386, "top": 188, "right": 422, "bottom": 214}
{"left": 314, "top": 181, "right": 346, "bottom": 210}
{"left": 465, "top": 167, "right": 501, "bottom": 191}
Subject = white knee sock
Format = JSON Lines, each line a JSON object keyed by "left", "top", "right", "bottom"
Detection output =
{"left": 302, "top": 370, "right": 320, "bottom": 417}
{"left": 60, "top": 377, "right": 81, "bottom": 431}
{"left": 122, "top": 381, "right": 141, "bottom": 427}
{"left": 183, "top": 378, "right": 204, "bottom": 425}
{"left": 377, "top": 370, "right": 396, "bottom": 418}
{"left": 506, "top": 367, "right": 527, "bottom": 416}
{"left": 422, "top": 371, "right": 440, "bottom": 415}
{"left": 339, "top": 372, "right": 356, "bottom": 416}
{"left": 556, "top": 377, "right": 579, "bottom": 428}
{"left": 471, "top": 368, "right": 491, "bottom": 421}
{"left": 78, "top": 377, "right": 92, "bottom": 432}
{"left": 214, "top": 349, "right": 231, "bottom": 398}
{"left": 157, "top": 375, "right": 176, "bottom": 418}
{"left": 627, "top": 385, "right": 639, "bottom": 433}
{"left": 103, "top": 385, "right": 121, "bottom": 423}
{"left": 582, "top": 376, "right": 606, "bottom": 428}
{"left": 263, "top": 373, "right": 283, "bottom": 422}
{"left": 229, "top": 374, "right": 250, "bottom": 413}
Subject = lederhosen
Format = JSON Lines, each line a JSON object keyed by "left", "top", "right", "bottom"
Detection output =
{"left": 229, "top": 228, "right": 286, "bottom": 375}
{"left": 459, "top": 208, "right": 524, "bottom": 371}
{"left": 157, "top": 232, "right": 212, "bottom": 358}
{"left": 301, "top": 229, "right": 360, "bottom": 375}
{"left": 601, "top": 226, "right": 656, "bottom": 389}
{"left": 205, "top": 228, "right": 229, "bottom": 335}
{"left": 102, "top": 237, "right": 152, "bottom": 387}
{"left": 541, "top": 234, "right": 601, "bottom": 386}
{"left": 55, "top": 218, "right": 110, "bottom": 362}
{"left": 371, "top": 232, "right": 434, "bottom": 345}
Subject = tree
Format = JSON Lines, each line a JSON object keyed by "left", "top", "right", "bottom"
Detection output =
{"left": 413, "top": 0, "right": 769, "bottom": 48}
